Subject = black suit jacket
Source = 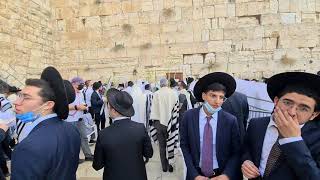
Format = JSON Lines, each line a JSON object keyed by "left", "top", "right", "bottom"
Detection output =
{"left": 243, "top": 117, "right": 320, "bottom": 180}
{"left": 92, "top": 119, "right": 153, "bottom": 180}
{"left": 180, "top": 107, "right": 242, "bottom": 180}
{"left": 222, "top": 91, "right": 249, "bottom": 141}
{"left": 91, "top": 91, "right": 104, "bottom": 114}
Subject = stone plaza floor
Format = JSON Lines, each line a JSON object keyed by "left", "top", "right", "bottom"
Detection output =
{"left": 77, "top": 143, "right": 185, "bottom": 180}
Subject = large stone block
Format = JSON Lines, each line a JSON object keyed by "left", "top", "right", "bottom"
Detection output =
{"left": 202, "top": 5, "right": 215, "bottom": 18}
{"left": 215, "top": 4, "right": 227, "bottom": 17}
{"left": 209, "top": 29, "right": 223, "bottom": 40}
{"left": 183, "top": 54, "right": 204, "bottom": 64}
{"left": 280, "top": 13, "right": 296, "bottom": 24}
{"left": 208, "top": 40, "right": 232, "bottom": 52}
{"left": 279, "top": 0, "right": 290, "bottom": 12}
{"left": 175, "top": 0, "right": 193, "bottom": 7}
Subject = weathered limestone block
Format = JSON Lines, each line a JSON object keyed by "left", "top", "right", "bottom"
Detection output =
{"left": 202, "top": 5, "right": 215, "bottom": 18}
{"left": 261, "top": 14, "right": 281, "bottom": 25}
{"left": 183, "top": 54, "right": 204, "bottom": 64}
{"left": 193, "top": 7, "right": 203, "bottom": 19}
{"left": 236, "top": 3, "right": 248, "bottom": 16}
{"left": 229, "top": 51, "right": 254, "bottom": 63}
{"left": 280, "top": 13, "right": 296, "bottom": 24}
{"left": 279, "top": 0, "right": 290, "bottom": 12}
{"left": 175, "top": 0, "right": 193, "bottom": 7}
{"left": 208, "top": 40, "right": 232, "bottom": 52}
{"left": 215, "top": 4, "right": 227, "bottom": 17}
{"left": 242, "top": 39, "right": 263, "bottom": 50}
{"left": 209, "top": 29, "right": 223, "bottom": 40}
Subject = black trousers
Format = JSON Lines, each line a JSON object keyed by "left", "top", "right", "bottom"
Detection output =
{"left": 94, "top": 113, "right": 106, "bottom": 131}
{"left": 153, "top": 120, "right": 169, "bottom": 170}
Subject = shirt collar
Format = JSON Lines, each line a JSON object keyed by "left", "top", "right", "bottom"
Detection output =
{"left": 30, "top": 113, "right": 57, "bottom": 125}
{"left": 113, "top": 116, "right": 129, "bottom": 122}
{"left": 200, "top": 106, "right": 218, "bottom": 121}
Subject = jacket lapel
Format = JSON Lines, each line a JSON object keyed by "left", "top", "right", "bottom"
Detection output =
{"left": 215, "top": 111, "right": 225, "bottom": 164}
{"left": 193, "top": 107, "right": 201, "bottom": 164}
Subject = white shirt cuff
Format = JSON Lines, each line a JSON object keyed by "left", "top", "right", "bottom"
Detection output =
{"left": 279, "top": 136, "right": 303, "bottom": 145}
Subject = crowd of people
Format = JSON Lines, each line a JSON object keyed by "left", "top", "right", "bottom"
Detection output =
{"left": 0, "top": 66, "right": 319, "bottom": 180}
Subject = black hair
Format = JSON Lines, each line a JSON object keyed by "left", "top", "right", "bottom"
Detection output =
{"left": 317, "top": 71, "right": 320, "bottom": 76}
{"left": 25, "top": 79, "right": 56, "bottom": 103}
{"left": 118, "top": 83, "right": 124, "bottom": 88}
{"left": 128, "top": 81, "right": 134, "bottom": 87}
{"left": 179, "top": 81, "right": 187, "bottom": 89}
{"left": 93, "top": 82, "right": 102, "bottom": 90}
{"left": 204, "top": 83, "right": 226, "bottom": 95}
{"left": 145, "top": 84, "right": 151, "bottom": 90}
{"left": 0, "top": 80, "right": 9, "bottom": 94}
{"left": 169, "top": 78, "right": 177, "bottom": 88}
{"left": 278, "top": 84, "right": 320, "bottom": 111}
{"left": 186, "top": 77, "right": 194, "bottom": 85}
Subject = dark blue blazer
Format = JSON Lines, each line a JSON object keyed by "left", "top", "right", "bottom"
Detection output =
{"left": 91, "top": 91, "right": 104, "bottom": 114}
{"left": 243, "top": 117, "right": 320, "bottom": 180}
{"left": 11, "top": 117, "right": 81, "bottom": 180}
{"left": 180, "top": 107, "right": 242, "bottom": 180}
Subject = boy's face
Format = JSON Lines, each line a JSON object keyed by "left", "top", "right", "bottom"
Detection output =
{"left": 202, "top": 90, "right": 226, "bottom": 109}
{"left": 274, "top": 92, "right": 319, "bottom": 124}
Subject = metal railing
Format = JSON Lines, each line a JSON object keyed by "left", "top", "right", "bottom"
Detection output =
{"left": 247, "top": 96, "right": 273, "bottom": 119}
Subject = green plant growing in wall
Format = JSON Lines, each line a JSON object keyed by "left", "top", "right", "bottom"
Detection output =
{"left": 122, "top": 24, "right": 133, "bottom": 35}
{"left": 111, "top": 43, "right": 125, "bottom": 52}
{"left": 280, "top": 55, "right": 296, "bottom": 66}
{"left": 140, "top": 43, "right": 152, "bottom": 50}
{"left": 162, "top": 8, "right": 175, "bottom": 18}
{"left": 95, "top": 0, "right": 103, "bottom": 4}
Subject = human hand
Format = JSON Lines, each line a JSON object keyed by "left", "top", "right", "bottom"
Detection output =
{"left": 194, "top": 175, "right": 209, "bottom": 180}
{"left": 78, "top": 104, "right": 88, "bottom": 111}
{"left": 241, "top": 160, "right": 260, "bottom": 179}
{"left": 211, "top": 174, "right": 229, "bottom": 180}
{"left": 274, "top": 107, "right": 301, "bottom": 138}
{"left": 0, "top": 124, "right": 9, "bottom": 132}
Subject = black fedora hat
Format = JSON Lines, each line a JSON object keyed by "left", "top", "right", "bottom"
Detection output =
{"left": 63, "top": 80, "right": 76, "bottom": 104}
{"left": 194, "top": 72, "right": 236, "bottom": 102}
{"left": 267, "top": 72, "right": 320, "bottom": 120}
{"left": 106, "top": 88, "right": 135, "bottom": 117}
{"left": 40, "top": 67, "right": 69, "bottom": 120}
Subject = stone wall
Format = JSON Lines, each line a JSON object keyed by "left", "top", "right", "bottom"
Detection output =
{"left": 0, "top": 0, "right": 54, "bottom": 87}
{"left": 1, "top": 0, "right": 320, "bottom": 85}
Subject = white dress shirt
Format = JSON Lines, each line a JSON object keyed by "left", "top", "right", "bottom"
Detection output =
{"left": 84, "top": 86, "right": 94, "bottom": 107}
{"left": 259, "top": 116, "right": 304, "bottom": 176}
{"left": 65, "top": 92, "right": 85, "bottom": 122}
{"left": 199, "top": 106, "right": 219, "bottom": 169}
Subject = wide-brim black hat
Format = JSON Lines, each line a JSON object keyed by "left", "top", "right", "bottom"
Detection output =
{"left": 107, "top": 88, "right": 134, "bottom": 117}
{"left": 194, "top": 72, "right": 236, "bottom": 102}
{"left": 63, "top": 80, "right": 76, "bottom": 104}
{"left": 40, "top": 67, "right": 69, "bottom": 120}
{"left": 267, "top": 72, "right": 320, "bottom": 120}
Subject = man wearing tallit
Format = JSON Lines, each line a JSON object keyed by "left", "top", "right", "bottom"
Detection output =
{"left": 150, "top": 78, "right": 179, "bottom": 173}
{"left": 130, "top": 84, "right": 147, "bottom": 126}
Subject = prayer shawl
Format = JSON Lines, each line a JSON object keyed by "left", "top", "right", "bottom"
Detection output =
{"left": 130, "top": 85, "right": 147, "bottom": 126}
{"left": 145, "top": 90, "right": 153, "bottom": 134}
{"left": 150, "top": 100, "right": 180, "bottom": 165}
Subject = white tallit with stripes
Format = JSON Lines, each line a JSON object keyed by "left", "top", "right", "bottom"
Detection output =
{"left": 150, "top": 100, "right": 180, "bottom": 165}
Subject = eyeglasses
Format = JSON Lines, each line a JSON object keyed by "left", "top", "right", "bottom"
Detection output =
{"left": 279, "top": 99, "right": 314, "bottom": 115}
{"left": 16, "top": 93, "right": 41, "bottom": 103}
{"left": 208, "top": 94, "right": 227, "bottom": 102}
